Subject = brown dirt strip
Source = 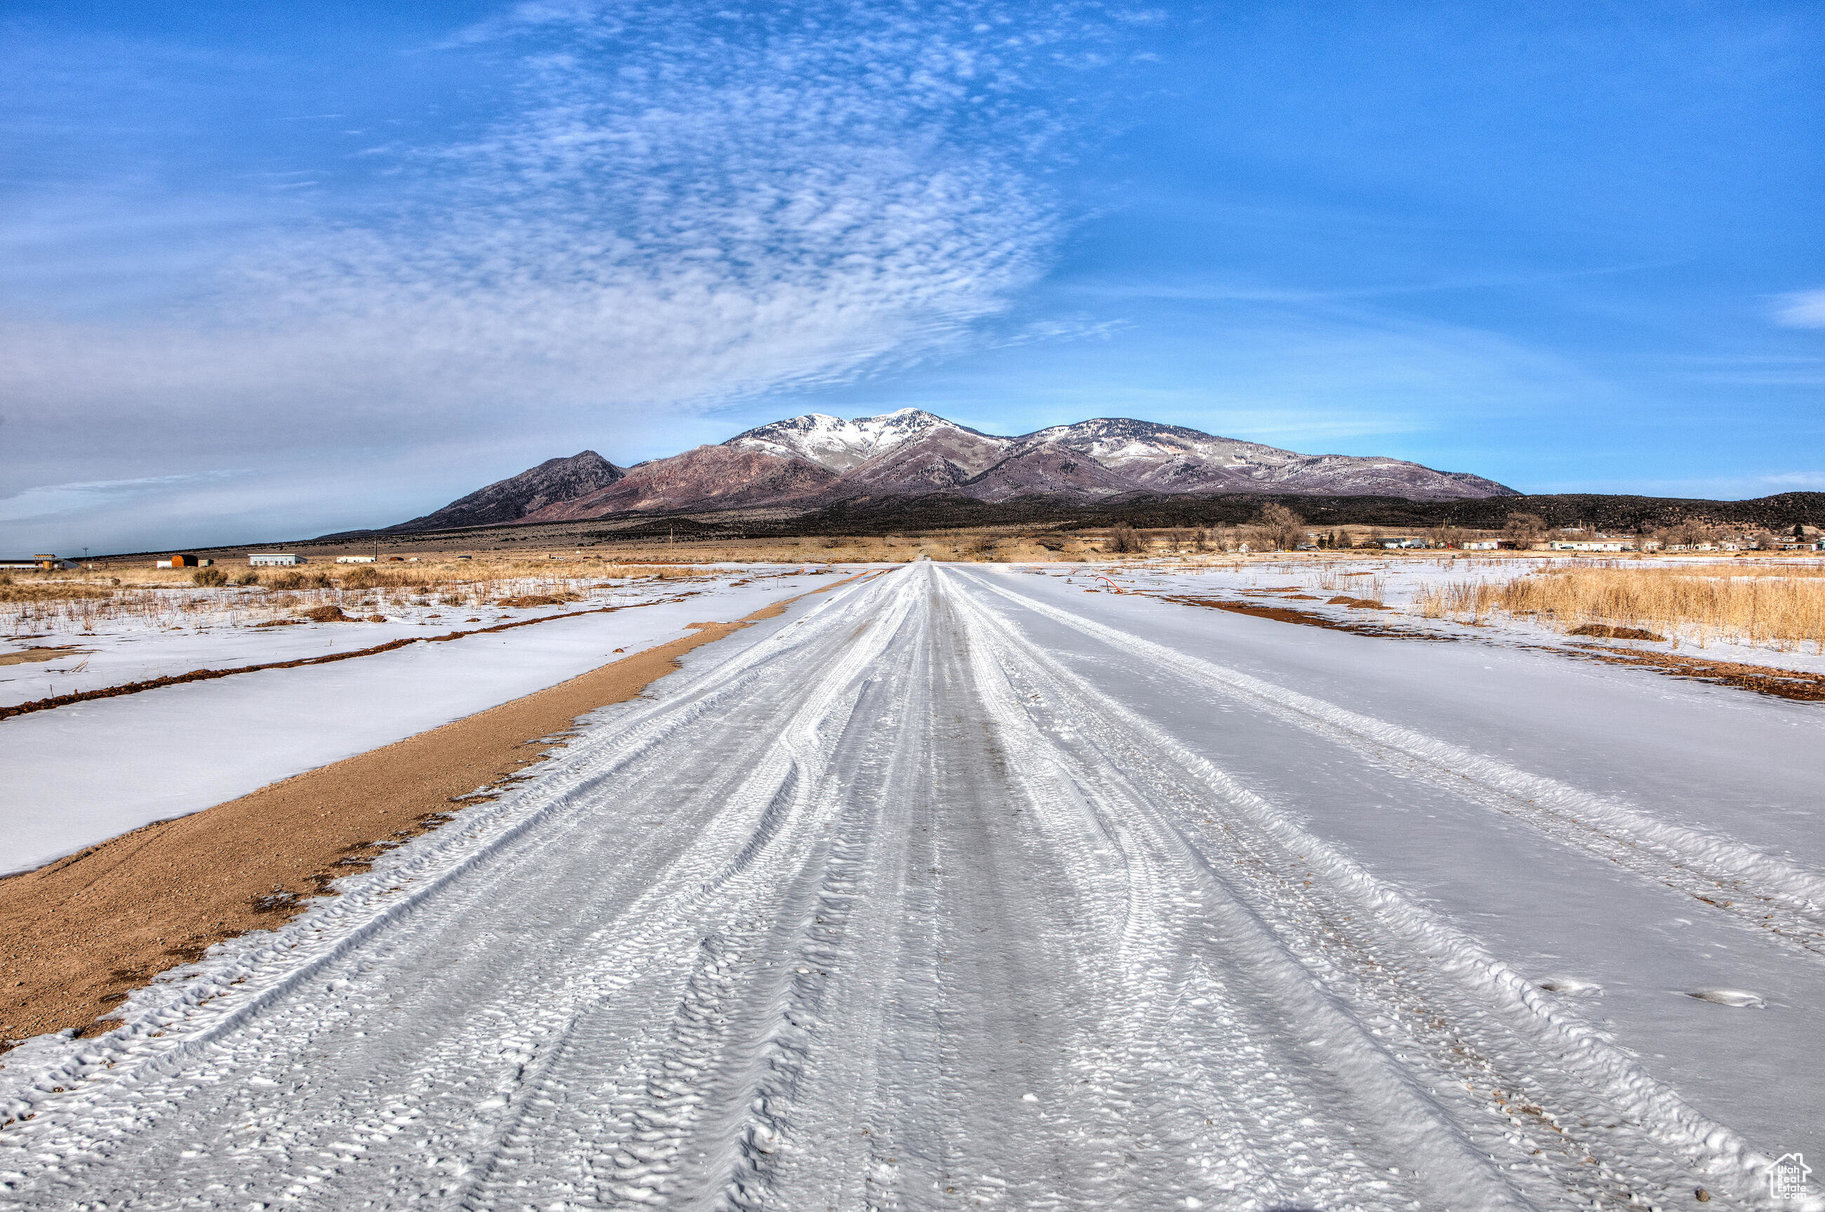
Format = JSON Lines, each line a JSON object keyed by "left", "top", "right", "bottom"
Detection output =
{"left": 0, "top": 596, "right": 692, "bottom": 724}
{"left": 1569, "top": 644, "right": 1825, "bottom": 702}
{"left": 0, "top": 576, "right": 869, "bottom": 1052}
{"left": 1152, "top": 594, "right": 1457, "bottom": 641}
{"left": 1568, "top": 623, "right": 1666, "bottom": 642}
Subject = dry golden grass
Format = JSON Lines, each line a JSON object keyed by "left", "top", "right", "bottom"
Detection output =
{"left": 1415, "top": 564, "right": 1825, "bottom": 651}
{"left": 0, "top": 557, "right": 727, "bottom": 636}
{"left": 0, "top": 582, "right": 113, "bottom": 603}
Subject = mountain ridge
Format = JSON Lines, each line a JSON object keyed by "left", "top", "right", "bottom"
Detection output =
{"left": 382, "top": 410, "right": 1517, "bottom": 533}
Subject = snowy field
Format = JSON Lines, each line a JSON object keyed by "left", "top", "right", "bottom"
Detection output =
{"left": 0, "top": 566, "right": 830, "bottom": 709}
{"left": 2, "top": 561, "right": 1821, "bottom": 1209}
{"left": 0, "top": 568, "right": 842, "bottom": 875}
{"left": 1090, "top": 554, "right": 1825, "bottom": 674}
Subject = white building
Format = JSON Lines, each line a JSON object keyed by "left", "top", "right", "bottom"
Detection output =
{"left": 335, "top": 555, "right": 377, "bottom": 564}
{"left": 1548, "top": 540, "right": 1633, "bottom": 552}
{"left": 1462, "top": 539, "right": 1499, "bottom": 550}
{"left": 249, "top": 553, "right": 304, "bottom": 566}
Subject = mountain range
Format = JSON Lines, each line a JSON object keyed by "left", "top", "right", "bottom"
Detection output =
{"left": 385, "top": 410, "right": 1515, "bottom": 533}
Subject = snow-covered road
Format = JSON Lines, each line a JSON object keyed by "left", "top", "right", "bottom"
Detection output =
{"left": 3, "top": 563, "right": 1820, "bottom": 1210}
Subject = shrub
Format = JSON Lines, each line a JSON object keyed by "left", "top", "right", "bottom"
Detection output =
{"left": 236, "top": 572, "right": 260, "bottom": 586}
{"left": 1106, "top": 524, "right": 1145, "bottom": 554}
{"left": 341, "top": 565, "right": 382, "bottom": 590}
{"left": 192, "top": 567, "right": 228, "bottom": 587}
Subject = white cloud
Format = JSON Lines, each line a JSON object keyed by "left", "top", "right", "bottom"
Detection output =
{"left": 1772, "top": 289, "right": 1825, "bottom": 328}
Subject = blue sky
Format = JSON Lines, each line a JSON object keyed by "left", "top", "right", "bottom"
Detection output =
{"left": 2, "top": 1, "right": 1820, "bottom": 552}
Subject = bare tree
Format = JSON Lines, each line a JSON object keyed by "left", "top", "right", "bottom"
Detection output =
{"left": 1257, "top": 503, "right": 1305, "bottom": 551}
{"left": 1661, "top": 519, "right": 1716, "bottom": 550}
{"left": 1503, "top": 512, "right": 1547, "bottom": 549}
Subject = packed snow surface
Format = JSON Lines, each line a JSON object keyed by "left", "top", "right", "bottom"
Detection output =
{"left": 2, "top": 563, "right": 1821, "bottom": 1209}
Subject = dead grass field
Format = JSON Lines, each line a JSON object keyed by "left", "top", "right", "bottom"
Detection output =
{"left": 0, "top": 558, "right": 721, "bottom": 636}
{"left": 1415, "top": 563, "right": 1825, "bottom": 651}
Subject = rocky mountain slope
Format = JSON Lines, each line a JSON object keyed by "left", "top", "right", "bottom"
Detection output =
{"left": 388, "top": 411, "right": 1514, "bottom": 532}
{"left": 386, "top": 451, "right": 624, "bottom": 533}
{"left": 522, "top": 446, "right": 839, "bottom": 522}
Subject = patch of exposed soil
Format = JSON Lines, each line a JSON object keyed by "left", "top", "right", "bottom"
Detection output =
{"left": 0, "top": 646, "right": 86, "bottom": 666}
{"left": 299, "top": 605, "right": 355, "bottom": 623}
{"left": 1326, "top": 595, "right": 1386, "bottom": 610}
{"left": 495, "top": 593, "right": 579, "bottom": 609}
{"left": 0, "top": 578, "right": 872, "bottom": 1052}
{"left": 1568, "top": 623, "right": 1666, "bottom": 642}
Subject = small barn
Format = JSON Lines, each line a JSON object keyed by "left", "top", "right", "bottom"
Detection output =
{"left": 1, "top": 555, "right": 77, "bottom": 571}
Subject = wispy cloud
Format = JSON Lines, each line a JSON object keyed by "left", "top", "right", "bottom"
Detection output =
{"left": 1772, "top": 289, "right": 1825, "bottom": 328}
{"left": 0, "top": 471, "right": 246, "bottom": 525}
{"left": 2, "top": 1, "right": 1137, "bottom": 547}
{"left": 1536, "top": 470, "right": 1825, "bottom": 499}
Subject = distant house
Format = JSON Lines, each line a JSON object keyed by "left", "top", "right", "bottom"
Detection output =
{"left": 1462, "top": 539, "right": 1499, "bottom": 551}
{"left": 1381, "top": 537, "right": 1427, "bottom": 549}
{"left": 249, "top": 553, "right": 304, "bottom": 566}
{"left": 0, "top": 554, "right": 77, "bottom": 571}
{"left": 335, "top": 555, "right": 377, "bottom": 564}
{"left": 1548, "top": 540, "right": 1633, "bottom": 552}
{"left": 156, "top": 553, "right": 200, "bottom": 569}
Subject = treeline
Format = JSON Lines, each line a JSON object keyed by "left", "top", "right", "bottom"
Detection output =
{"left": 733, "top": 489, "right": 1825, "bottom": 537}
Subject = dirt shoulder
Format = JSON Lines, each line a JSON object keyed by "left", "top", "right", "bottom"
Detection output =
{"left": 0, "top": 584, "right": 848, "bottom": 1052}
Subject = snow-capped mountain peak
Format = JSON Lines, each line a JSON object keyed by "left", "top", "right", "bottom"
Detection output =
{"left": 1016, "top": 418, "right": 1297, "bottom": 470}
{"left": 728, "top": 409, "right": 987, "bottom": 472}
